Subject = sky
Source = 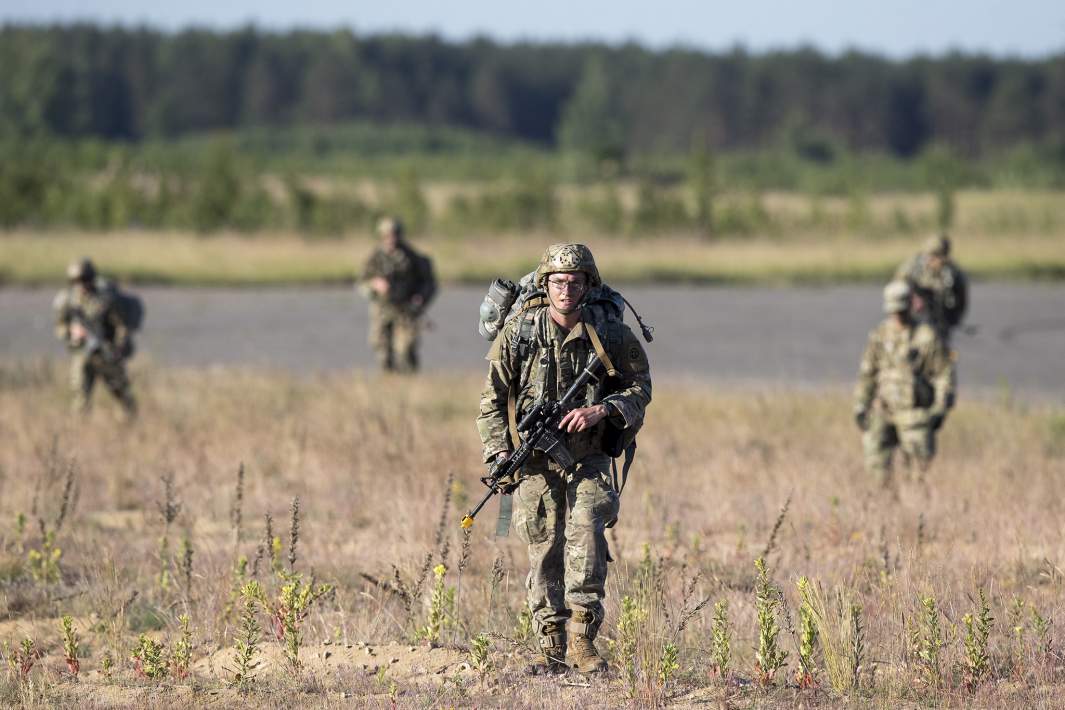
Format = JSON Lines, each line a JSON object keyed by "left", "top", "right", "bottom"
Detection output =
{"left": 1, "top": 0, "right": 1063, "bottom": 58}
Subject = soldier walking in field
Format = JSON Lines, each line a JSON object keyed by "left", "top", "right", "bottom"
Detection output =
{"left": 360, "top": 216, "right": 436, "bottom": 373}
{"left": 476, "top": 244, "right": 651, "bottom": 674}
{"left": 853, "top": 280, "right": 956, "bottom": 484}
{"left": 53, "top": 258, "right": 139, "bottom": 419}
{"left": 895, "top": 233, "right": 969, "bottom": 342}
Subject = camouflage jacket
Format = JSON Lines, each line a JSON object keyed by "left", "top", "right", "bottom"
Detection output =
{"left": 362, "top": 242, "right": 436, "bottom": 313}
{"left": 53, "top": 280, "right": 130, "bottom": 353}
{"left": 895, "top": 255, "right": 968, "bottom": 335}
{"left": 477, "top": 307, "right": 652, "bottom": 466}
{"left": 854, "top": 319, "right": 955, "bottom": 417}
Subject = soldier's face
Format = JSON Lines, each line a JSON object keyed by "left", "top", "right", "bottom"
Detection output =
{"left": 546, "top": 273, "right": 587, "bottom": 315}
{"left": 381, "top": 230, "right": 399, "bottom": 251}
{"left": 928, "top": 255, "right": 944, "bottom": 273}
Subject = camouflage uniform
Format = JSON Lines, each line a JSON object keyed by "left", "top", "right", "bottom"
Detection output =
{"left": 53, "top": 274, "right": 137, "bottom": 417}
{"left": 895, "top": 235, "right": 968, "bottom": 342}
{"left": 476, "top": 244, "right": 651, "bottom": 670}
{"left": 361, "top": 234, "right": 436, "bottom": 373}
{"left": 854, "top": 282, "right": 955, "bottom": 480}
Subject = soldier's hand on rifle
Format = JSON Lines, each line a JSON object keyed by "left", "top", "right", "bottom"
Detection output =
{"left": 70, "top": 321, "right": 87, "bottom": 346}
{"left": 559, "top": 404, "right": 610, "bottom": 433}
{"left": 370, "top": 277, "right": 390, "bottom": 296}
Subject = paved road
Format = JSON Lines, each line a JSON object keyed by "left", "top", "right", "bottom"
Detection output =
{"left": 2, "top": 284, "right": 1062, "bottom": 398}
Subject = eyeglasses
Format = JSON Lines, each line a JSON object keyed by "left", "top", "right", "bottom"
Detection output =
{"left": 547, "top": 278, "right": 587, "bottom": 292}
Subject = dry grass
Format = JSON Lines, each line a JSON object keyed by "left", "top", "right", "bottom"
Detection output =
{"left": 1, "top": 225, "right": 1063, "bottom": 288}
{"left": 0, "top": 360, "right": 1064, "bottom": 707}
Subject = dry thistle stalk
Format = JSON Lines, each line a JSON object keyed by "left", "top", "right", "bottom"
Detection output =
{"left": 157, "top": 472, "right": 182, "bottom": 593}
{"left": 179, "top": 534, "right": 194, "bottom": 599}
{"left": 230, "top": 462, "right": 245, "bottom": 545}
{"left": 760, "top": 493, "right": 792, "bottom": 559}
{"left": 288, "top": 497, "right": 300, "bottom": 571}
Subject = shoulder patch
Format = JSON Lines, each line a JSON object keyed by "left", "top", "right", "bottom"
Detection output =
{"left": 628, "top": 345, "right": 641, "bottom": 362}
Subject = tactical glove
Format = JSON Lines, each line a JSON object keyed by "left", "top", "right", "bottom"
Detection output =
{"left": 928, "top": 410, "right": 946, "bottom": 431}
{"left": 854, "top": 409, "right": 869, "bottom": 431}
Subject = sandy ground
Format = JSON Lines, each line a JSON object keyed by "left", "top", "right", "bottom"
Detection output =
{"left": 1, "top": 283, "right": 1063, "bottom": 398}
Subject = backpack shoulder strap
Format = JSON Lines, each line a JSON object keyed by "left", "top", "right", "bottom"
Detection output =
{"left": 585, "top": 322, "right": 618, "bottom": 377}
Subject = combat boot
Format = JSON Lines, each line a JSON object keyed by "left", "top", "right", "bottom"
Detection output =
{"left": 569, "top": 633, "right": 607, "bottom": 674}
{"left": 569, "top": 610, "right": 607, "bottom": 674}
{"left": 525, "top": 622, "right": 567, "bottom": 676}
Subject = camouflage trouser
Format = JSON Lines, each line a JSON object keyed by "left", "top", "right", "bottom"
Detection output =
{"left": 369, "top": 304, "right": 419, "bottom": 373}
{"left": 513, "top": 455, "right": 619, "bottom": 640}
{"left": 70, "top": 351, "right": 136, "bottom": 418}
{"left": 862, "top": 409, "right": 935, "bottom": 481}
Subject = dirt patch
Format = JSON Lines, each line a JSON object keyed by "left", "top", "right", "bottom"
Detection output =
{"left": 193, "top": 641, "right": 474, "bottom": 684}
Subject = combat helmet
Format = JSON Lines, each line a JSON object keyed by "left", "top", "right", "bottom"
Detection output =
{"left": 882, "top": 280, "right": 912, "bottom": 314}
{"left": 923, "top": 233, "right": 951, "bottom": 257}
{"left": 535, "top": 243, "right": 601, "bottom": 290}
{"left": 377, "top": 216, "right": 404, "bottom": 239}
{"left": 66, "top": 257, "right": 96, "bottom": 284}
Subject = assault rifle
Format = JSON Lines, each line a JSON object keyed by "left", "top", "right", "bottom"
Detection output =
{"left": 461, "top": 352, "right": 605, "bottom": 530}
{"left": 71, "top": 310, "right": 119, "bottom": 364}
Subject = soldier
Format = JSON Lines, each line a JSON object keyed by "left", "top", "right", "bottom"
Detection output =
{"left": 53, "top": 258, "right": 137, "bottom": 418}
{"left": 476, "top": 244, "right": 651, "bottom": 674}
{"left": 853, "top": 280, "right": 955, "bottom": 484}
{"left": 895, "top": 233, "right": 968, "bottom": 342}
{"left": 360, "top": 217, "right": 436, "bottom": 373}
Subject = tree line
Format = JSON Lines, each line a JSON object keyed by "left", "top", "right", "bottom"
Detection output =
{"left": 2, "top": 24, "right": 1063, "bottom": 160}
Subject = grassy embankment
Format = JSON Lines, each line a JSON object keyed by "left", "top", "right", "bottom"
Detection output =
{"left": 1, "top": 362, "right": 1064, "bottom": 706}
{"left": 2, "top": 189, "right": 1064, "bottom": 287}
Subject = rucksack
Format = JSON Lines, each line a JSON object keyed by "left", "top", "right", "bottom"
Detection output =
{"left": 477, "top": 270, "right": 653, "bottom": 347}
{"left": 98, "top": 278, "right": 144, "bottom": 357}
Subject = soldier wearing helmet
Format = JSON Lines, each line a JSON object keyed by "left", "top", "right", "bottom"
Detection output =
{"left": 359, "top": 216, "right": 436, "bottom": 373}
{"left": 895, "top": 233, "right": 968, "bottom": 342}
{"left": 853, "top": 280, "right": 955, "bottom": 485}
{"left": 52, "top": 258, "right": 137, "bottom": 418}
{"left": 476, "top": 243, "right": 651, "bottom": 675}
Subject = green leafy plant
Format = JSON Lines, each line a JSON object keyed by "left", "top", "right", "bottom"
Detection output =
{"left": 710, "top": 599, "right": 732, "bottom": 680}
{"left": 753, "top": 557, "right": 788, "bottom": 685}
{"left": 415, "top": 564, "right": 455, "bottom": 645}
{"left": 796, "top": 577, "right": 818, "bottom": 688}
{"left": 514, "top": 605, "right": 534, "bottom": 646}
{"left": 229, "top": 583, "right": 262, "bottom": 689}
{"left": 244, "top": 574, "right": 332, "bottom": 668}
{"left": 911, "top": 596, "right": 944, "bottom": 689}
{"left": 27, "top": 530, "right": 62, "bottom": 584}
{"left": 170, "top": 614, "right": 193, "bottom": 679}
{"left": 613, "top": 594, "right": 647, "bottom": 697}
{"left": 658, "top": 642, "right": 680, "bottom": 686}
{"left": 61, "top": 614, "right": 80, "bottom": 677}
{"left": 962, "top": 589, "right": 994, "bottom": 691}
{"left": 1031, "top": 606, "right": 1054, "bottom": 662}
{"left": 131, "top": 634, "right": 167, "bottom": 680}
{"left": 469, "top": 633, "right": 492, "bottom": 684}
